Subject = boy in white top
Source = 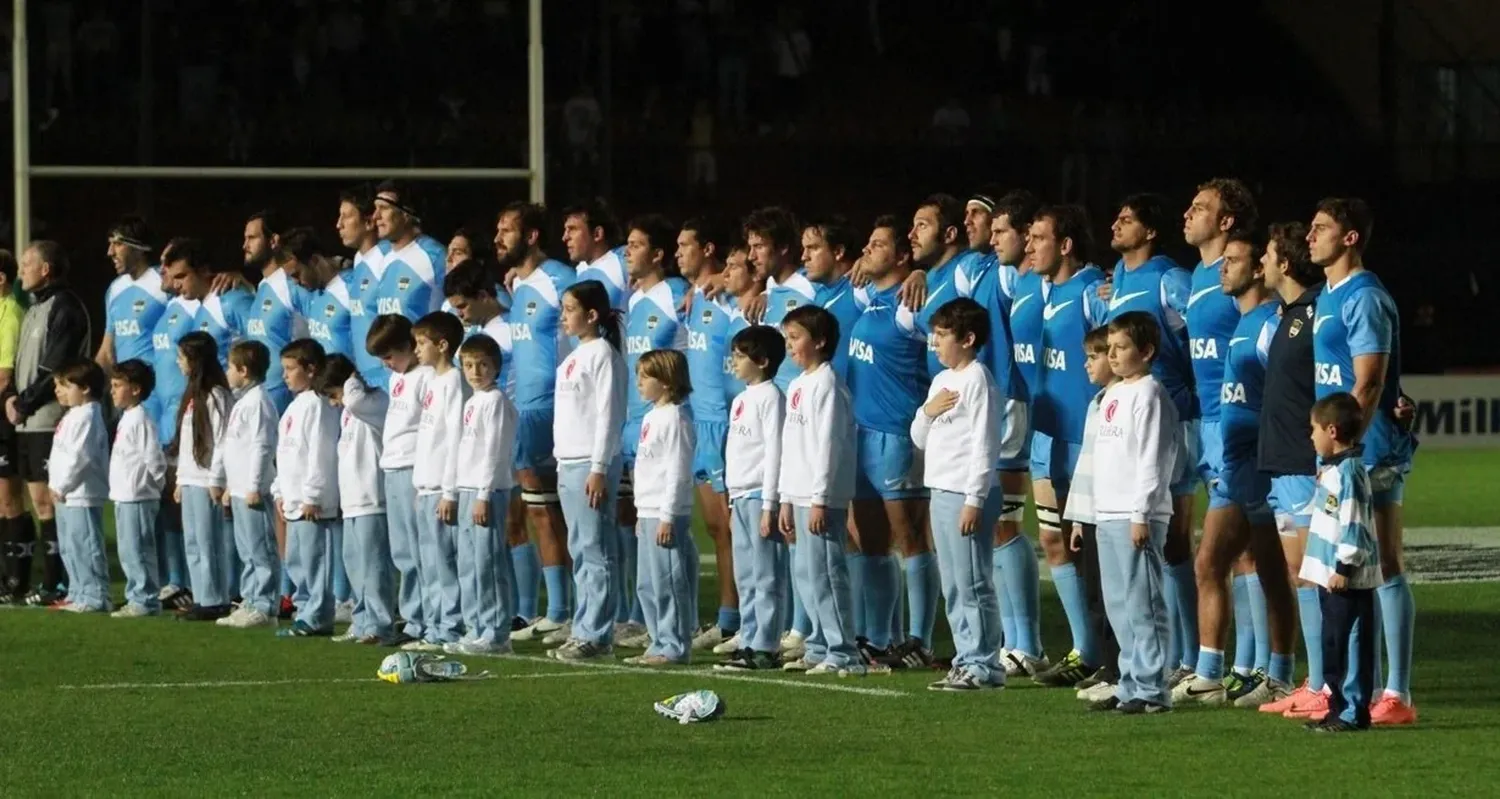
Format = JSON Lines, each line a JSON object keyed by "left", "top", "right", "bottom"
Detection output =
{"left": 361, "top": 314, "right": 430, "bottom": 645}
{"left": 217, "top": 341, "right": 281, "bottom": 629}
{"left": 322, "top": 354, "right": 396, "bottom": 644}
{"left": 624, "top": 350, "right": 699, "bottom": 666}
{"left": 271, "top": 339, "right": 343, "bottom": 636}
{"left": 451, "top": 335, "right": 520, "bottom": 655}
{"left": 408, "top": 311, "right": 468, "bottom": 649}
{"left": 1089, "top": 311, "right": 1181, "bottom": 714}
{"left": 910, "top": 298, "right": 1005, "bottom": 691}
{"left": 715, "top": 327, "right": 788, "bottom": 672}
{"left": 107, "top": 360, "right": 168, "bottom": 618}
{"left": 47, "top": 362, "right": 112, "bottom": 613}
{"left": 776, "top": 305, "right": 860, "bottom": 675}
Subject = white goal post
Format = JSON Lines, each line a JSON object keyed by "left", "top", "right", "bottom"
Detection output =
{"left": 9, "top": 0, "right": 546, "bottom": 247}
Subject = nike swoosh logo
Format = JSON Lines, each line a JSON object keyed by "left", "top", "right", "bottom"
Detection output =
{"left": 1185, "top": 685, "right": 1222, "bottom": 697}
{"left": 1042, "top": 300, "right": 1074, "bottom": 321}
{"left": 822, "top": 290, "right": 848, "bottom": 308}
{"left": 1011, "top": 294, "right": 1033, "bottom": 313}
{"left": 1108, "top": 290, "right": 1148, "bottom": 311}
{"left": 1229, "top": 337, "right": 1248, "bottom": 346}
{"left": 1189, "top": 286, "right": 1219, "bottom": 307}
{"left": 883, "top": 477, "right": 906, "bottom": 487}
{"left": 1314, "top": 314, "right": 1332, "bottom": 333}
{"left": 923, "top": 282, "right": 951, "bottom": 309}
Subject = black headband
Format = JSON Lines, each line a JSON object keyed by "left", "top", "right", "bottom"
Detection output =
{"left": 375, "top": 192, "right": 421, "bottom": 223}
{"left": 967, "top": 194, "right": 997, "bottom": 212}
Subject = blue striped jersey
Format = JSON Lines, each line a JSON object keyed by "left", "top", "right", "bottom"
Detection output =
{"left": 193, "top": 288, "right": 254, "bottom": 369}
{"left": 105, "top": 267, "right": 169, "bottom": 363}
{"left": 577, "top": 245, "right": 631, "bottom": 312}
{"left": 303, "top": 272, "right": 354, "bottom": 360}
{"left": 1299, "top": 451, "right": 1382, "bottom": 590}
{"left": 625, "top": 277, "right": 690, "bottom": 426}
{"left": 377, "top": 234, "right": 447, "bottom": 319}
{"left": 245, "top": 268, "right": 310, "bottom": 392}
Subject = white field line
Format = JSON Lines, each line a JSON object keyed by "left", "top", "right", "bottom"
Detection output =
{"left": 504, "top": 654, "right": 908, "bottom": 698}
{"left": 59, "top": 668, "right": 646, "bottom": 691}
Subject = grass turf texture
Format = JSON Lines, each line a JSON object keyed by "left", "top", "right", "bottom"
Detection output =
{"left": 2, "top": 449, "right": 1498, "bottom": 796}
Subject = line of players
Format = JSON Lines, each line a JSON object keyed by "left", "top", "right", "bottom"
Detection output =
{"left": 76, "top": 178, "right": 1416, "bottom": 723}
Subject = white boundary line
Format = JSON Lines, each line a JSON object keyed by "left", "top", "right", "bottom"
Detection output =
{"left": 59, "top": 668, "right": 646, "bottom": 691}
{"left": 504, "top": 654, "right": 908, "bottom": 698}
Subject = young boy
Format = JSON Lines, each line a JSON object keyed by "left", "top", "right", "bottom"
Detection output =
{"left": 409, "top": 311, "right": 468, "bottom": 650}
{"left": 716, "top": 326, "right": 787, "bottom": 672}
{"left": 910, "top": 298, "right": 1005, "bottom": 691}
{"left": 1089, "top": 311, "right": 1180, "bottom": 714}
{"left": 218, "top": 341, "right": 281, "bottom": 629}
{"left": 362, "top": 314, "right": 431, "bottom": 646}
{"left": 322, "top": 354, "right": 395, "bottom": 644}
{"left": 451, "top": 334, "right": 519, "bottom": 655}
{"left": 1066, "top": 326, "right": 1123, "bottom": 701}
{"left": 1299, "top": 392, "right": 1382, "bottom": 732}
{"left": 272, "top": 339, "right": 342, "bottom": 636}
{"left": 108, "top": 360, "right": 168, "bottom": 618}
{"left": 48, "top": 361, "right": 111, "bottom": 613}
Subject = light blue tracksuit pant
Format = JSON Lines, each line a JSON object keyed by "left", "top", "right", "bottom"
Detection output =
{"left": 115, "top": 500, "right": 161, "bottom": 612}
{"left": 636, "top": 516, "right": 699, "bottom": 662}
{"left": 557, "top": 459, "right": 622, "bottom": 646}
{"left": 286, "top": 518, "right": 336, "bottom": 630}
{"left": 730, "top": 495, "right": 787, "bottom": 654}
{"left": 792, "top": 504, "right": 859, "bottom": 668}
{"left": 230, "top": 497, "right": 280, "bottom": 615}
{"left": 1097, "top": 518, "right": 1172, "bottom": 706}
{"left": 417, "top": 492, "right": 463, "bottom": 643}
{"left": 930, "top": 489, "right": 1004, "bottom": 683}
{"left": 344, "top": 513, "right": 396, "bottom": 639}
{"left": 457, "top": 490, "right": 514, "bottom": 645}
{"left": 383, "top": 468, "right": 425, "bottom": 639}
{"left": 58, "top": 505, "right": 109, "bottom": 610}
{"left": 181, "top": 486, "right": 234, "bottom": 607}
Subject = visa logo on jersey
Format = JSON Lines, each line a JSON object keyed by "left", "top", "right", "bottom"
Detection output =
{"left": 1044, "top": 347, "right": 1067, "bottom": 370}
{"left": 510, "top": 323, "right": 534, "bottom": 342}
{"left": 687, "top": 329, "right": 710, "bottom": 352}
{"left": 1014, "top": 343, "right": 1036, "bottom": 364}
{"left": 309, "top": 320, "right": 332, "bottom": 342}
{"left": 626, "top": 335, "right": 652, "bottom": 355}
{"left": 349, "top": 299, "right": 366, "bottom": 317}
{"left": 1315, "top": 363, "right": 1344, "bottom": 386}
{"left": 1221, "top": 382, "right": 1248, "bottom": 404}
{"left": 848, "top": 337, "right": 875, "bottom": 364}
{"left": 152, "top": 333, "right": 170, "bottom": 351}
{"left": 1190, "top": 338, "right": 1220, "bottom": 360}
{"left": 247, "top": 319, "right": 268, "bottom": 337}
{"left": 377, "top": 297, "right": 404, "bottom": 315}
{"left": 114, "top": 320, "right": 142, "bottom": 337}
{"left": 722, "top": 355, "right": 734, "bottom": 374}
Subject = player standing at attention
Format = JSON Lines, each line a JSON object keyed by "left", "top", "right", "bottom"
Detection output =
{"left": 337, "top": 185, "right": 393, "bottom": 388}
{"left": 1026, "top": 204, "right": 1113, "bottom": 687}
{"left": 1102, "top": 193, "right": 1197, "bottom": 683}
{"left": 241, "top": 210, "right": 302, "bottom": 414}
{"left": 1254, "top": 222, "right": 1333, "bottom": 719}
{"left": 446, "top": 227, "right": 479, "bottom": 271}
{"left": 161, "top": 239, "right": 253, "bottom": 371}
{"left": 0, "top": 250, "right": 34, "bottom": 604}
{"left": 1173, "top": 230, "right": 1297, "bottom": 706}
{"left": 676, "top": 217, "right": 742, "bottom": 651}
{"left": 495, "top": 202, "right": 578, "bottom": 643}
{"left": 281, "top": 228, "right": 354, "bottom": 361}
{"left": 107, "top": 360, "right": 167, "bottom": 618}
{"left": 169, "top": 332, "right": 235, "bottom": 621}
{"left": 145, "top": 241, "right": 199, "bottom": 610}
{"left": 616, "top": 214, "right": 691, "bottom": 646}
{"left": 551, "top": 281, "right": 628, "bottom": 661}
{"left": 720, "top": 243, "right": 764, "bottom": 407}
{"left": 749, "top": 207, "right": 815, "bottom": 393}
{"left": 802, "top": 217, "right": 863, "bottom": 380}
{"left": 563, "top": 198, "right": 631, "bottom": 311}
{"left": 846, "top": 215, "right": 929, "bottom": 667}
{"left": 217, "top": 341, "right": 281, "bottom": 630}
{"left": 96, "top": 216, "right": 168, "bottom": 372}
{"left": 1307, "top": 198, "right": 1418, "bottom": 725}
{"left": 373, "top": 180, "right": 448, "bottom": 321}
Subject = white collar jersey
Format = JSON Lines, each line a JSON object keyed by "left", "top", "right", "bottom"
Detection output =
{"left": 413, "top": 367, "right": 468, "bottom": 498}
{"left": 910, "top": 360, "right": 1001, "bottom": 506}
{"left": 338, "top": 377, "right": 389, "bottom": 517}
{"left": 49, "top": 402, "right": 110, "bottom": 507}
{"left": 221, "top": 383, "right": 280, "bottom": 498}
{"left": 272, "top": 390, "right": 342, "bottom": 520}
{"left": 725, "top": 381, "right": 785, "bottom": 507}
{"left": 632, "top": 402, "right": 696, "bottom": 522}
{"left": 109, "top": 404, "right": 166, "bottom": 502}
{"left": 778, "top": 362, "right": 856, "bottom": 508}
{"left": 553, "top": 338, "right": 627, "bottom": 472}
{"left": 455, "top": 387, "right": 519, "bottom": 494}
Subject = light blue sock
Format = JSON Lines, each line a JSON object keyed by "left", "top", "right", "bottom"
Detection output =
{"left": 542, "top": 564, "right": 570, "bottom": 621}
{"left": 1232, "top": 574, "right": 1255, "bottom": 675}
{"left": 716, "top": 606, "right": 740, "bottom": 633}
{"left": 848, "top": 552, "right": 868, "bottom": 639}
{"left": 1378, "top": 574, "right": 1413, "bottom": 702}
{"left": 279, "top": 565, "right": 294, "bottom": 598}
{"left": 1269, "top": 652, "right": 1294, "bottom": 686}
{"left": 996, "top": 536, "right": 1042, "bottom": 658}
{"left": 1194, "top": 646, "right": 1226, "bottom": 681}
{"left": 888, "top": 556, "right": 904, "bottom": 646}
{"left": 331, "top": 527, "right": 350, "bottom": 604}
{"left": 1168, "top": 562, "right": 1198, "bottom": 668}
{"left": 510, "top": 541, "right": 540, "bottom": 620}
{"left": 1297, "top": 586, "right": 1324, "bottom": 690}
{"left": 790, "top": 544, "right": 811, "bottom": 635}
{"left": 864, "top": 554, "right": 896, "bottom": 649}
{"left": 994, "top": 546, "right": 1017, "bottom": 650}
{"left": 1050, "top": 562, "right": 1098, "bottom": 666}
{"left": 1246, "top": 573, "right": 1270, "bottom": 672}
{"left": 906, "top": 552, "right": 938, "bottom": 646}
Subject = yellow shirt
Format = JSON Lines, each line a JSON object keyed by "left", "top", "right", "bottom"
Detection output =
{"left": 0, "top": 292, "right": 24, "bottom": 370}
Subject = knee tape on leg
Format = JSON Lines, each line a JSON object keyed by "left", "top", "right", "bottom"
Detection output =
{"left": 617, "top": 473, "right": 633, "bottom": 500}
{"left": 1000, "top": 494, "right": 1027, "bottom": 523}
{"left": 1037, "top": 505, "right": 1061, "bottom": 534}
{"left": 521, "top": 490, "right": 560, "bottom": 507}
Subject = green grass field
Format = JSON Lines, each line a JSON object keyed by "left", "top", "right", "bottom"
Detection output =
{"left": 3, "top": 449, "right": 1499, "bottom": 796}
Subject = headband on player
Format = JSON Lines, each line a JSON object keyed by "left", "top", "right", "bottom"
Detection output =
{"left": 967, "top": 193, "right": 997, "bottom": 212}
{"left": 109, "top": 233, "right": 152, "bottom": 252}
{"left": 375, "top": 191, "right": 422, "bottom": 223}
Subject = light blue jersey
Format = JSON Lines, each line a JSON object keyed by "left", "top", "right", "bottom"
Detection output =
{"left": 955, "top": 251, "right": 1029, "bottom": 402}
{"left": 1313, "top": 271, "right": 1416, "bottom": 470}
{"left": 624, "top": 277, "right": 691, "bottom": 454}
{"left": 1220, "top": 301, "right": 1278, "bottom": 462}
{"left": 685, "top": 287, "right": 735, "bottom": 423}
{"left": 816, "top": 274, "right": 864, "bottom": 382}
{"left": 105, "top": 267, "right": 169, "bottom": 363}
{"left": 1185, "top": 257, "right": 1241, "bottom": 419}
{"left": 723, "top": 309, "right": 753, "bottom": 405}
{"left": 1107, "top": 254, "right": 1197, "bottom": 421}
{"left": 765, "top": 271, "right": 820, "bottom": 393}
{"left": 847, "top": 282, "right": 930, "bottom": 435}
{"left": 151, "top": 297, "right": 202, "bottom": 448}
{"left": 577, "top": 245, "right": 631, "bottom": 311}
{"left": 347, "top": 241, "right": 393, "bottom": 388}
{"left": 377, "top": 234, "right": 447, "bottom": 320}
{"left": 245, "top": 268, "right": 308, "bottom": 393}
{"left": 1035, "top": 265, "right": 1109, "bottom": 444}
{"left": 304, "top": 273, "right": 355, "bottom": 359}
{"left": 193, "top": 288, "right": 253, "bottom": 369}
{"left": 508, "top": 259, "right": 578, "bottom": 412}
{"left": 916, "top": 254, "right": 968, "bottom": 377}
{"left": 1007, "top": 269, "right": 1045, "bottom": 397}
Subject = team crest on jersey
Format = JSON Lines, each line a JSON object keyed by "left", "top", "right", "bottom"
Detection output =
{"left": 647, "top": 314, "right": 659, "bottom": 331}
{"left": 1104, "top": 399, "right": 1118, "bottom": 423}
{"left": 360, "top": 278, "right": 371, "bottom": 292}
{"left": 1288, "top": 318, "right": 1303, "bottom": 338}
{"left": 785, "top": 299, "right": 798, "bottom": 311}
{"left": 262, "top": 299, "right": 273, "bottom": 313}
{"left": 790, "top": 388, "right": 802, "bottom": 410}
{"left": 526, "top": 301, "right": 537, "bottom": 316}
{"left": 325, "top": 304, "right": 337, "bottom": 318}
{"left": 398, "top": 277, "right": 411, "bottom": 292}
{"left": 132, "top": 299, "right": 146, "bottom": 315}
{"left": 199, "top": 321, "right": 211, "bottom": 330}
{"left": 168, "top": 313, "right": 179, "bottom": 325}
{"left": 1323, "top": 493, "right": 1339, "bottom": 514}
{"left": 701, "top": 309, "right": 714, "bottom": 325}
{"left": 640, "top": 423, "right": 650, "bottom": 442}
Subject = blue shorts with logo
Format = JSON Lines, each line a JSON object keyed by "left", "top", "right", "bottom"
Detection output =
{"left": 1171, "top": 418, "right": 1203, "bottom": 497}
{"left": 1208, "top": 453, "right": 1273, "bottom": 525}
{"left": 693, "top": 420, "right": 729, "bottom": 493}
{"left": 1028, "top": 430, "right": 1082, "bottom": 493}
{"left": 855, "top": 426, "right": 926, "bottom": 501}
{"left": 1268, "top": 474, "right": 1316, "bottom": 536}
{"left": 514, "top": 407, "right": 557, "bottom": 477}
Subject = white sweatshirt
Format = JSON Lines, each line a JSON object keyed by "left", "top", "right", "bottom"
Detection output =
{"left": 217, "top": 383, "right": 279, "bottom": 499}
{"left": 553, "top": 338, "right": 626, "bottom": 473}
{"left": 632, "top": 403, "right": 696, "bottom": 522}
{"left": 413, "top": 367, "right": 467, "bottom": 499}
{"left": 455, "top": 387, "right": 519, "bottom": 494}
{"left": 373, "top": 365, "right": 431, "bottom": 471}
{"left": 778, "top": 362, "right": 856, "bottom": 508}
{"left": 911, "top": 360, "right": 1000, "bottom": 508}
{"left": 271, "top": 390, "right": 342, "bottom": 520}
{"left": 175, "top": 387, "right": 232, "bottom": 488}
{"left": 49, "top": 402, "right": 109, "bottom": 507}
{"left": 1091, "top": 375, "right": 1180, "bottom": 525}
{"left": 725, "top": 381, "right": 784, "bottom": 508}
{"left": 339, "top": 376, "right": 389, "bottom": 517}
{"left": 109, "top": 404, "right": 166, "bottom": 502}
